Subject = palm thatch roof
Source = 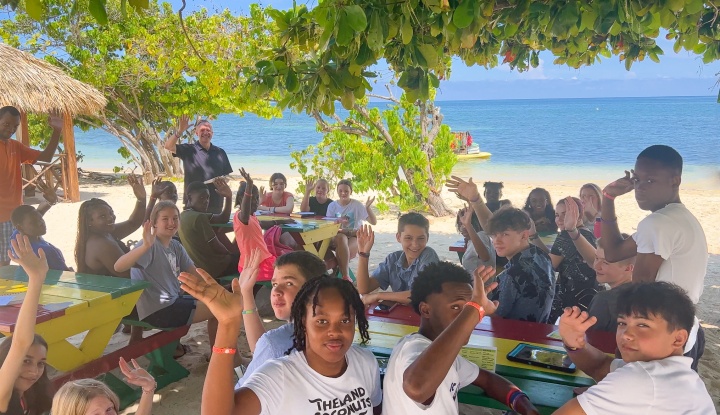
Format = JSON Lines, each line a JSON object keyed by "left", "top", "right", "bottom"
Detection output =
{"left": 0, "top": 43, "right": 106, "bottom": 116}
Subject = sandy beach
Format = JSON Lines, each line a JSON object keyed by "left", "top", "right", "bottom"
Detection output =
{"left": 33, "top": 172, "right": 720, "bottom": 414}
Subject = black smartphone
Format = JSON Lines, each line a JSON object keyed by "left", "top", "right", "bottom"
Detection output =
{"left": 373, "top": 301, "right": 398, "bottom": 314}
{"left": 507, "top": 343, "right": 577, "bottom": 373}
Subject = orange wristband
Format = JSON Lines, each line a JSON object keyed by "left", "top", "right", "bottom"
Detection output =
{"left": 465, "top": 301, "right": 485, "bottom": 320}
{"left": 212, "top": 346, "right": 237, "bottom": 355}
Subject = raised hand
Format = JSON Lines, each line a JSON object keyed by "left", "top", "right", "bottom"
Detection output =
{"left": 9, "top": 235, "right": 48, "bottom": 282}
{"left": 558, "top": 307, "right": 597, "bottom": 349}
{"left": 470, "top": 265, "right": 498, "bottom": 316}
{"left": 178, "top": 115, "right": 190, "bottom": 134}
{"left": 179, "top": 268, "right": 243, "bottom": 325}
{"left": 41, "top": 185, "right": 58, "bottom": 206}
{"left": 603, "top": 170, "right": 634, "bottom": 199}
{"left": 460, "top": 205, "right": 474, "bottom": 227}
{"left": 238, "top": 167, "right": 253, "bottom": 187}
{"left": 150, "top": 177, "right": 168, "bottom": 199}
{"left": 365, "top": 196, "right": 375, "bottom": 209}
{"left": 141, "top": 220, "right": 156, "bottom": 247}
{"left": 239, "top": 249, "right": 262, "bottom": 297}
{"left": 356, "top": 224, "right": 375, "bottom": 253}
{"left": 446, "top": 176, "right": 481, "bottom": 203}
{"left": 259, "top": 186, "right": 265, "bottom": 197}
{"left": 563, "top": 196, "right": 581, "bottom": 231}
{"left": 119, "top": 357, "right": 156, "bottom": 392}
{"left": 48, "top": 113, "right": 64, "bottom": 131}
{"left": 128, "top": 174, "right": 147, "bottom": 200}
{"left": 214, "top": 178, "right": 232, "bottom": 198}
{"left": 305, "top": 179, "right": 316, "bottom": 195}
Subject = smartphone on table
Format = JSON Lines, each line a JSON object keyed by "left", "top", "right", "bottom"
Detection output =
{"left": 507, "top": 343, "right": 577, "bottom": 373}
{"left": 373, "top": 300, "right": 398, "bottom": 314}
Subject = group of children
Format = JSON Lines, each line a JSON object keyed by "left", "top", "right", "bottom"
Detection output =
{"left": 1, "top": 144, "right": 715, "bottom": 414}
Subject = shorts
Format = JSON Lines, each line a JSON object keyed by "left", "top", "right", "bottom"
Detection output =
{"left": 0, "top": 221, "right": 14, "bottom": 262}
{"left": 142, "top": 296, "right": 196, "bottom": 329}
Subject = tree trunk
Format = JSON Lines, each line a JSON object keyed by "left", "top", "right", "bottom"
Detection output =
{"left": 426, "top": 190, "right": 453, "bottom": 217}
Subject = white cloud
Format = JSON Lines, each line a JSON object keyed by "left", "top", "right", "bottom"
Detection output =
{"left": 517, "top": 58, "right": 547, "bottom": 80}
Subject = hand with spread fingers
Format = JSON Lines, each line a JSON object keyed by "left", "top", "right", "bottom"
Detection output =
{"left": 304, "top": 179, "right": 316, "bottom": 195}
{"left": 9, "top": 235, "right": 48, "bottom": 281}
{"left": 178, "top": 114, "right": 190, "bottom": 134}
{"left": 470, "top": 265, "right": 498, "bottom": 316}
{"left": 356, "top": 224, "right": 375, "bottom": 253}
{"left": 150, "top": 177, "right": 168, "bottom": 199}
{"left": 563, "top": 196, "right": 581, "bottom": 231}
{"left": 239, "top": 248, "right": 263, "bottom": 298}
{"left": 446, "top": 176, "right": 481, "bottom": 203}
{"left": 214, "top": 177, "right": 232, "bottom": 198}
{"left": 48, "top": 113, "right": 64, "bottom": 131}
{"left": 141, "top": 220, "right": 156, "bottom": 247}
{"left": 603, "top": 170, "right": 635, "bottom": 199}
{"left": 179, "top": 268, "right": 243, "bottom": 325}
{"left": 128, "top": 174, "right": 147, "bottom": 200}
{"left": 460, "top": 205, "right": 474, "bottom": 228}
{"left": 558, "top": 306, "right": 597, "bottom": 350}
{"left": 239, "top": 167, "right": 253, "bottom": 188}
{"left": 119, "top": 357, "right": 156, "bottom": 392}
{"left": 365, "top": 196, "right": 375, "bottom": 210}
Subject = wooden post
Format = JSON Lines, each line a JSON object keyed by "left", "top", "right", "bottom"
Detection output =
{"left": 62, "top": 112, "right": 80, "bottom": 202}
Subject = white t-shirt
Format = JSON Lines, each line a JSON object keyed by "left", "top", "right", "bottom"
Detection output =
{"left": 326, "top": 199, "right": 369, "bottom": 230}
{"left": 633, "top": 203, "right": 708, "bottom": 304}
{"left": 577, "top": 356, "right": 715, "bottom": 415}
{"left": 461, "top": 231, "right": 496, "bottom": 274}
{"left": 236, "top": 323, "right": 294, "bottom": 389}
{"left": 243, "top": 346, "right": 382, "bottom": 415}
{"left": 382, "top": 334, "right": 479, "bottom": 415}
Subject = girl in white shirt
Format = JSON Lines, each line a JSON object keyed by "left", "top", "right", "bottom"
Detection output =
{"left": 179, "top": 273, "right": 382, "bottom": 415}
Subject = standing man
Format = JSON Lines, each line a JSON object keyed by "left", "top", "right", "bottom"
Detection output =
{"left": 0, "top": 106, "right": 63, "bottom": 266}
{"left": 164, "top": 116, "right": 233, "bottom": 214}
{"left": 601, "top": 144, "right": 708, "bottom": 370}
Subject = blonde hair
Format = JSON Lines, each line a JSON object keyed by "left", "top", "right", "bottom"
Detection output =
{"left": 150, "top": 200, "right": 179, "bottom": 225}
{"left": 52, "top": 379, "right": 119, "bottom": 415}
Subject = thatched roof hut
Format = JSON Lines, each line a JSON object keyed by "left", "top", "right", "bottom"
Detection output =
{"left": 0, "top": 43, "right": 107, "bottom": 201}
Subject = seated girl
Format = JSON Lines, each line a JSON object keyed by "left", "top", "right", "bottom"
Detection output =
{"left": 178, "top": 272, "right": 382, "bottom": 415}
{"left": 0, "top": 235, "right": 52, "bottom": 415}
{"left": 300, "top": 178, "right": 333, "bottom": 216}
{"left": 579, "top": 183, "right": 602, "bottom": 237}
{"left": 522, "top": 187, "right": 557, "bottom": 233}
{"left": 235, "top": 249, "right": 327, "bottom": 388}
{"left": 114, "top": 201, "right": 221, "bottom": 350}
{"left": 258, "top": 172, "right": 294, "bottom": 214}
{"left": 530, "top": 196, "right": 601, "bottom": 323}
{"left": 326, "top": 179, "right": 377, "bottom": 280}
{"left": 52, "top": 358, "right": 156, "bottom": 415}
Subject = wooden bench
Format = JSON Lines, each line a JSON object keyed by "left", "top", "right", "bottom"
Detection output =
{"left": 53, "top": 319, "right": 191, "bottom": 409}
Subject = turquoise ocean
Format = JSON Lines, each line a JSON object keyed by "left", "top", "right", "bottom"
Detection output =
{"left": 74, "top": 96, "right": 719, "bottom": 184}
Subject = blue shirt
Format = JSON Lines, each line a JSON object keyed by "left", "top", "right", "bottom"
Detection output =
{"left": 491, "top": 245, "right": 555, "bottom": 323}
{"left": 10, "top": 229, "right": 69, "bottom": 271}
{"left": 236, "top": 322, "right": 295, "bottom": 389}
{"left": 371, "top": 247, "right": 440, "bottom": 292}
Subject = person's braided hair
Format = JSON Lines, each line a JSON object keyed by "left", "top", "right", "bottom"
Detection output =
{"left": 75, "top": 198, "right": 112, "bottom": 273}
{"left": 289, "top": 275, "right": 370, "bottom": 354}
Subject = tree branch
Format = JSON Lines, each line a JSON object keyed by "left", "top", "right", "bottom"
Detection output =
{"left": 179, "top": 0, "right": 206, "bottom": 63}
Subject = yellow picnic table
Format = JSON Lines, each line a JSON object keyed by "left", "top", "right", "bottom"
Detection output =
{"left": 0, "top": 266, "right": 147, "bottom": 372}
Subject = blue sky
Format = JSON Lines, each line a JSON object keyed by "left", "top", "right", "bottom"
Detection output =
{"left": 169, "top": 0, "right": 720, "bottom": 100}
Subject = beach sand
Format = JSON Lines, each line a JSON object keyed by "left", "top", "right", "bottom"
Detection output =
{"left": 34, "top": 173, "right": 720, "bottom": 414}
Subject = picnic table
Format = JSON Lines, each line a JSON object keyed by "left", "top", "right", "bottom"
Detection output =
{"left": 361, "top": 305, "right": 615, "bottom": 414}
{"left": 0, "top": 265, "right": 147, "bottom": 372}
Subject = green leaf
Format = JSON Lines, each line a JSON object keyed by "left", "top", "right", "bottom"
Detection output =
{"left": 367, "top": 11, "right": 384, "bottom": 51}
{"left": 401, "top": 17, "right": 413, "bottom": 45}
{"left": 24, "top": 0, "right": 43, "bottom": 20}
{"left": 344, "top": 5, "right": 367, "bottom": 32}
{"left": 418, "top": 44, "right": 438, "bottom": 68}
{"left": 337, "top": 16, "right": 354, "bottom": 46}
{"left": 285, "top": 69, "right": 299, "bottom": 93}
{"left": 88, "top": 0, "right": 108, "bottom": 24}
{"left": 452, "top": 0, "right": 475, "bottom": 29}
{"left": 685, "top": 0, "right": 703, "bottom": 14}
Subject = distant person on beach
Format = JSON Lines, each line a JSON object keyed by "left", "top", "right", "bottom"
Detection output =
{"left": 522, "top": 187, "right": 557, "bottom": 233}
{"left": 587, "top": 236, "right": 635, "bottom": 333}
{"left": 163, "top": 116, "right": 233, "bottom": 214}
{"left": 10, "top": 188, "right": 71, "bottom": 271}
{"left": 483, "top": 181, "right": 511, "bottom": 212}
{"left": 355, "top": 213, "right": 440, "bottom": 305}
{"left": 327, "top": 179, "right": 377, "bottom": 281}
{"left": 579, "top": 183, "right": 603, "bottom": 237}
{"left": 300, "top": 178, "right": 332, "bottom": 216}
{"left": 179, "top": 180, "right": 239, "bottom": 279}
{"left": 258, "top": 172, "right": 295, "bottom": 214}
{"left": 0, "top": 106, "right": 63, "bottom": 266}
{"left": 600, "top": 144, "right": 708, "bottom": 370}
{"left": 447, "top": 176, "right": 555, "bottom": 323}
{"left": 455, "top": 206, "right": 496, "bottom": 275}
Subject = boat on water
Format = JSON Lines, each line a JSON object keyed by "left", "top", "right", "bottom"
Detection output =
{"left": 452, "top": 131, "right": 491, "bottom": 160}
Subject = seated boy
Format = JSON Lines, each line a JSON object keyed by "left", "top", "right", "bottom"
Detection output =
{"left": 382, "top": 261, "right": 539, "bottom": 415}
{"left": 556, "top": 282, "right": 714, "bottom": 414}
{"left": 356, "top": 213, "right": 439, "bottom": 305}
{"left": 587, "top": 236, "right": 634, "bottom": 333}
{"left": 447, "top": 176, "right": 555, "bottom": 323}
{"left": 178, "top": 180, "right": 239, "bottom": 278}
{"left": 10, "top": 191, "right": 70, "bottom": 271}
{"left": 235, "top": 250, "right": 327, "bottom": 388}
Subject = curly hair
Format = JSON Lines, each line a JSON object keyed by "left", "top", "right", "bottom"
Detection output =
{"left": 410, "top": 262, "right": 473, "bottom": 314}
{"left": 0, "top": 335, "right": 53, "bottom": 415}
{"left": 523, "top": 187, "right": 555, "bottom": 226}
{"left": 289, "top": 276, "right": 370, "bottom": 354}
{"left": 75, "top": 198, "right": 112, "bottom": 273}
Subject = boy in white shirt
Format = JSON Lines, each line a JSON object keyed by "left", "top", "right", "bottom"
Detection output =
{"left": 382, "top": 261, "right": 539, "bottom": 415}
{"left": 600, "top": 145, "right": 707, "bottom": 369}
{"left": 555, "top": 282, "right": 714, "bottom": 415}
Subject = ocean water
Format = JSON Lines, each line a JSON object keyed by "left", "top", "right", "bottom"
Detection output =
{"left": 74, "top": 96, "right": 719, "bottom": 183}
